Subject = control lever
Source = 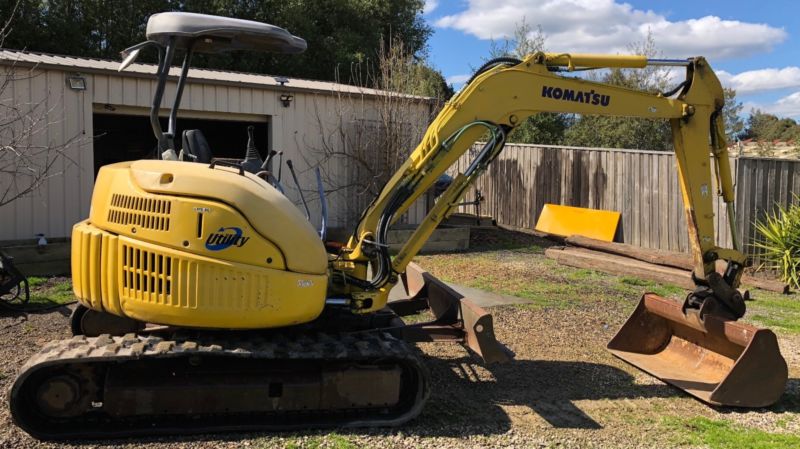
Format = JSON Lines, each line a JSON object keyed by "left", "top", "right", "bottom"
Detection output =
{"left": 286, "top": 160, "right": 311, "bottom": 221}
{"left": 256, "top": 151, "right": 285, "bottom": 193}
{"left": 274, "top": 151, "right": 285, "bottom": 193}
{"left": 241, "top": 126, "right": 263, "bottom": 174}
{"left": 315, "top": 167, "right": 327, "bottom": 240}
{"left": 261, "top": 150, "right": 279, "bottom": 172}
{"left": 277, "top": 151, "right": 283, "bottom": 182}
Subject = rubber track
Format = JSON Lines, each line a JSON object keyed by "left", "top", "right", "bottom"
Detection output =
{"left": 10, "top": 331, "right": 430, "bottom": 440}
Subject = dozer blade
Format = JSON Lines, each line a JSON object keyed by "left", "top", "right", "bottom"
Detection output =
{"left": 608, "top": 293, "right": 788, "bottom": 407}
{"left": 389, "top": 262, "right": 512, "bottom": 364}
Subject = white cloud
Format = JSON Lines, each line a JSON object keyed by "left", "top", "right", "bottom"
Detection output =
{"left": 435, "top": 0, "right": 786, "bottom": 60}
{"left": 424, "top": 0, "right": 439, "bottom": 15}
{"left": 446, "top": 74, "right": 471, "bottom": 85}
{"left": 717, "top": 67, "right": 800, "bottom": 94}
{"left": 746, "top": 92, "right": 800, "bottom": 119}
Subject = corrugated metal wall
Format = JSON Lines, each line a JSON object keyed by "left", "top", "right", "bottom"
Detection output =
{"left": 1, "top": 67, "right": 94, "bottom": 241}
{"left": 0, "top": 65, "right": 430, "bottom": 241}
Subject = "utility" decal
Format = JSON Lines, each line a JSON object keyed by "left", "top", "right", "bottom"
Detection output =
{"left": 205, "top": 227, "right": 250, "bottom": 251}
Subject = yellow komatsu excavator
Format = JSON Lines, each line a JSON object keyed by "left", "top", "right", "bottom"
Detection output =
{"left": 10, "top": 12, "right": 787, "bottom": 440}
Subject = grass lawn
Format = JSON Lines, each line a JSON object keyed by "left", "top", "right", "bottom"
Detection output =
{"left": 415, "top": 228, "right": 800, "bottom": 335}
{"left": 3, "top": 276, "right": 75, "bottom": 309}
{"left": 413, "top": 227, "right": 800, "bottom": 448}
{"left": 747, "top": 289, "right": 800, "bottom": 334}
{"left": 664, "top": 416, "right": 800, "bottom": 449}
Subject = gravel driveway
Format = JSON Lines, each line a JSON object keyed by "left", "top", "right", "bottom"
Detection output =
{"left": 1, "top": 296, "right": 797, "bottom": 448}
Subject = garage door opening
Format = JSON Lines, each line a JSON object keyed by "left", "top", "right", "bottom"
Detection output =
{"left": 92, "top": 113, "right": 269, "bottom": 176}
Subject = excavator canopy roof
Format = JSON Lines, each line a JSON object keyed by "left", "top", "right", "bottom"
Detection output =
{"left": 146, "top": 12, "right": 307, "bottom": 54}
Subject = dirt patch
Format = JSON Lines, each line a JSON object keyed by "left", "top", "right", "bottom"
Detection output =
{"left": 3, "top": 303, "right": 795, "bottom": 449}
{"left": 468, "top": 226, "right": 556, "bottom": 251}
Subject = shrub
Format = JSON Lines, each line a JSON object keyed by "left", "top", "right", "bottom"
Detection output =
{"left": 754, "top": 196, "right": 800, "bottom": 289}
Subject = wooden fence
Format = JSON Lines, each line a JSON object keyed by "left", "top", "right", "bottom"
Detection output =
{"left": 446, "top": 144, "right": 800, "bottom": 261}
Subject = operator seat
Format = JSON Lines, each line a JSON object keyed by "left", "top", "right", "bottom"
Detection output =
{"left": 181, "top": 129, "right": 212, "bottom": 163}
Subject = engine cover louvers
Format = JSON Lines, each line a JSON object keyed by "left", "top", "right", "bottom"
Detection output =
{"left": 107, "top": 194, "right": 171, "bottom": 231}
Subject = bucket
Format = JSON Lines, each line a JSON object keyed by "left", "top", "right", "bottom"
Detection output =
{"left": 608, "top": 293, "right": 787, "bottom": 407}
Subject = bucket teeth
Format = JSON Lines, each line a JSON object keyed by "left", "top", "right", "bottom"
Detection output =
{"left": 608, "top": 293, "right": 788, "bottom": 407}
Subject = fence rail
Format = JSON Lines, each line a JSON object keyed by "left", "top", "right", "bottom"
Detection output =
{"left": 445, "top": 144, "right": 800, "bottom": 262}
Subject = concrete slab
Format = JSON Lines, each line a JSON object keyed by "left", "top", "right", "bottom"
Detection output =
{"left": 389, "top": 280, "right": 530, "bottom": 308}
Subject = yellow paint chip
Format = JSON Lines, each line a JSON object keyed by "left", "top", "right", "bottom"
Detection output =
{"left": 535, "top": 204, "right": 620, "bottom": 242}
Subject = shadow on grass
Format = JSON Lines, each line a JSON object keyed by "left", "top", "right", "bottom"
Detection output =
{"left": 419, "top": 226, "right": 560, "bottom": 257}
{"left": 1, "top": 276, "right": 75, "bottom": 316}
{"left": 772, "top": 378, "right": 800, "bottom": 414}
{"left": 42, "top": 352, "right": 798, "bottom": 445}
{"left": 0, "top": 301, "right": 73, "bottom": 319}
{"left": 715, "top": 377, "right": 800, "bottom": 416}
{"left": 411, "top": 356, "right": 681, "bottom": 433}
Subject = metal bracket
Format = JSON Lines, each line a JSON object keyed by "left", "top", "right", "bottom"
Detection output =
{"left": 388, "top": 262, "right": 512, "bottom": 364}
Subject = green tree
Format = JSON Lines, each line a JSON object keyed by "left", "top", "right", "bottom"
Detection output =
{"left": 744, "top": 110, "right": 800, "bottom": 142}
{"left": 362, "top": 37, "right": 453, "bottom": 100}
{"left": 486, "top": 18, "right": 567, "bottom": 145}
{"left": 1, "top": 0, "right": 171, "bottom": 58}
{"left": 563, "top": 32, "right": 674, "bottom": 151}
{"left": 405, "top": 62, "right": 454, "bottom": 100}
{"left": 745, "top": 110, "right": 774, "bottom": 140}
{"left": 0, "top": 0, "right": 433, "bottom": 87}
{"left": 723, "top": 87, "right": 745, "bottom": 142}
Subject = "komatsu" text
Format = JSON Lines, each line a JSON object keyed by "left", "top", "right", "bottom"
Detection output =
{"left": 541, "top": 86, "right": 610, "bottom": 106}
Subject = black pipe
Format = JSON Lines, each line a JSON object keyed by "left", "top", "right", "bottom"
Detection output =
{"left": 465, "top": 57, "right": 522, "bottom": 87}
{"left": 168, "top": 45, "right": 194, "bottom": 139}
{"left": 150, "top": 37, "right": 175, "bottom": 152}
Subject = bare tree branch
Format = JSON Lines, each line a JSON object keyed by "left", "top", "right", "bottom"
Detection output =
{"left": 305, "top": 37, "right": 440, "bottom": 227}
{"left": 0, "top": 4, "right": 85, "bottom": 208}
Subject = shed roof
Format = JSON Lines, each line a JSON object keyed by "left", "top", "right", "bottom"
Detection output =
{"left": 0, "top": 49, "right": 430, "bottom": 100}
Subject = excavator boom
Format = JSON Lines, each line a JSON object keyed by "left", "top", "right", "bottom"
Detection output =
{"left": 335, "top": 53, "right": 742, "bottom": 307}
{"left": 333, "top": 52, "right": 786, "bottom": 406}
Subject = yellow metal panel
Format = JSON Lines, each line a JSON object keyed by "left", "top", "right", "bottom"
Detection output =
{"left": 102, "top": 232, "right": 123, "bottom": 316}
{"left": 114, "top": 236, "right": 327, "bottom": 329}
{"left": 544, "top": 53, "right": 647, "bottom": 69}
{"left": 89, "top": 161, "right": 327, "bottom": 275}
{"left": 87, "top": 230, "right": 103, "bottom": 310}
{"left": 535, "top": 204, "right": 620, "bottom": 242}
{"left": 72, "top": 220, "right": 327, "bottom": 329}
{"left": 72, "top": 221, "right": 122, "bottom": 313}
{"left": 71, "top": 223, "right": 86, "bottom": 301}
{"left": 89, "top": 163, "right": 290, "bottom": 271}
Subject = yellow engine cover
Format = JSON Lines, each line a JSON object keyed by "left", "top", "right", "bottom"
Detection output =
{"left": 72, "top": 161, "right": 329, "bottom": 329}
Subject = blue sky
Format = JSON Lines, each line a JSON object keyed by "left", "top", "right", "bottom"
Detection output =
{"left": 423, "top": 0, "right": 800, "bottom": 119}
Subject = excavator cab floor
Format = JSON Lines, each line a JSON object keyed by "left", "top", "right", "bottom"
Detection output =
{"left": 608, "top": 293, "right": 788, "bottom": 407}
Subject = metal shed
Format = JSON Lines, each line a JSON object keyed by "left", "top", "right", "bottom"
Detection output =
{"left": 0, "top": 49, "right": 434, "bottom": 251}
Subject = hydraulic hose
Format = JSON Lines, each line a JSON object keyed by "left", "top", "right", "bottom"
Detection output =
{"left": 465, "top": 57, "right": 522, "bottom": 86}
{"left": 346, "top": 121, "right": 507, "bottom": 291}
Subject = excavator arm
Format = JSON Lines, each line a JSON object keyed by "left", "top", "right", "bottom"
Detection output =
{"left": 334, "top": 52, "right": 787, "bottom": 408}
{"left": 335, "top": 52, "right": 746, "bottom": 317}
